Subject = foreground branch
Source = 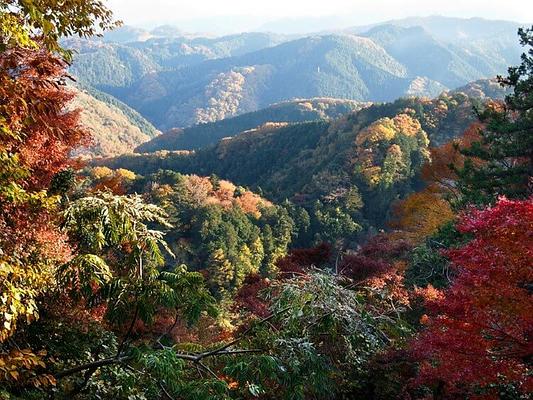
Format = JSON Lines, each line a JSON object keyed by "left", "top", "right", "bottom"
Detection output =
{"left": 53, "top": 305, "right": 292, "bottom": 380}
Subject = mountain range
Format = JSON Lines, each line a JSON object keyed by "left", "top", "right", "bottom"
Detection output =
{"left": 98, "top": 80, "right": 508, "bottom": 229}
{"left": 66, "top": 16, "right": 523, "bottom": 160}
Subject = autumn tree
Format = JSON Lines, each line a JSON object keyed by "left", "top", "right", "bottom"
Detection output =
{"left": 0, "top": 0, "right": 120, "bottom": 392}
{"left": 390, "top": 191, "right": 455, "bottom": 244}
{"left": 410, "top": 197, "right": 533, "bottom": 398}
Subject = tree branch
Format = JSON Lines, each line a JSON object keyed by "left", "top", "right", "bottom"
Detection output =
{"left": 54, "top": 355, "right": 132, "bottom": 379}
{"left": 54, "top": 305, "right": 292, "bottom": 380}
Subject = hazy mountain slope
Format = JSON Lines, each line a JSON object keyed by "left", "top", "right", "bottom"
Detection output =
{"left": 116, "top": 35, "right": 411, "bottom": 130}
{"left": 69, "top": 17, "right": 524, "bottom": 131}
{"left": 348, "top": 16, "right": 523, "bottom": 43}
{"left": 69, "top": 87, "right": 160, "bottom": 157}
{"left": 136, "top": 98, "right": 369, "bottom": 152}
{"left": 377, "top": 16, "right": 523, "bottom": 44}
{"left": 357, "top": 17, "right": 523, "bottom": 80}
{"left": 363, "top": 25, "right": 481, "bottom": 88}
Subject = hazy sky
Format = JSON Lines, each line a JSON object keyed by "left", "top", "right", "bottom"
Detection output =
{"left": 107, "top": 0, "right": 533, "bottom": 30}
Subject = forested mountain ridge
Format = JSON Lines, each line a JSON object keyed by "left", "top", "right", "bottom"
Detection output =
{"left": 99, "top": 90, "right": 482, "bottom": 233}
{"left": 136, "top": 78, "right": 507, "bottom": 153}
{"left": 136, "top": 97, "right": 368, "bottom": 152}
{"left": 68, "top": 17, "right": 522, "bottom": 130}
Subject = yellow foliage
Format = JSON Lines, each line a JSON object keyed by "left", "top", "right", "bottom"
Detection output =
{"left": 354, "top": 113, "right": 428, "bottom": 187}
{"left": 116, "top": 168, "right": 136, "bottom": 180}
{"left": 0, "top": 259, "right": 54, "bottom": 343}
{"left": 0, "top": 349, "right": 56, "bottom": 387}
{"left": 390, "top": 190, "right": 454, "bottom": 244}
{"left": 91, "top": 166, "right": 113, "bottom": 180}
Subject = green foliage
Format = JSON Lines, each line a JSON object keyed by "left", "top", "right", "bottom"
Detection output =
{"left": 62, "top": 193, "right": 171, "bottom": 257}
{"left": 131, "top": 171, "right": 294, "bottom": 296}
{"left": 405, "top": 221, "right": 468, "bottom": 289}
{"left": 456, "top": 26, "right": 533, "bottom": 205}
{"left": 222, "top": 271, "right": 411, "bottom": 399}
{"left": 0, "top": 0, "right": 119, "bottom": 58}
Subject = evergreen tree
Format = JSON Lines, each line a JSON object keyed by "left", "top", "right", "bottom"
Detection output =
{"left": 456, "top": 26, "right": 533, "bottom": 205}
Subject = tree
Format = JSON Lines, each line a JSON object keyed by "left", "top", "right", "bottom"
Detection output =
{"left": 456, "top": 27, "right": 533, "bottom": 205}
{"left": 410, "top": 197, "right": 533, "bottom": 398}
{"left": 0, "top": 0, "right": 119, "bottom": 58}
{"left": 390, "top": 191, "right": 455, "bottom": 244}
{"left": 0, "top": 0, "right": 119, "bottom": 392}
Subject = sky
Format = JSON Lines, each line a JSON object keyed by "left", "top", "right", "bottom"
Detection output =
{"left": 107, "top": 0, "right": 533, "bottom": 32}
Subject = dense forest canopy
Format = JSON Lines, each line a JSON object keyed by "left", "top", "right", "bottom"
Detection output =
{"left": 0, "top": 1, "right": 531, "bottom": 400}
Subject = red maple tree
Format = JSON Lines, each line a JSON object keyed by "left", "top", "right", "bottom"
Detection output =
{"left": 410, "top": 197, "right": 533, "bottom": 398}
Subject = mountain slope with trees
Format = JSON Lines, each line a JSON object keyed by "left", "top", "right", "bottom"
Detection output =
{"left": 69, "top": 86, "right": 160, "bottom": 157}
{"left": 136, "top": 97, "right": 368, "bottom": 152}
{"left": 68, "top": 17, "right": 523, "bottom": 130}
{"left": 100, "top": 90, "right": 483, "bottom": 235}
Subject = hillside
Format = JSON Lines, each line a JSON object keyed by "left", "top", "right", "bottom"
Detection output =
{"left": 112, "top": 34, "right": 412, "bottom": 130}
{"left": 100, "top": 90, "right": 485, "bottom": 232}
{"left": 356, "top": 16, "right": 523, "bottom": 43}
{"left": 136, "top": 98, "right": 369, "bottom": 152}
{"left": 363, "top": 25, "right": 485, "bottom": 88}
{"left": 69, "top": 86, "right": 160, "bottom": 157}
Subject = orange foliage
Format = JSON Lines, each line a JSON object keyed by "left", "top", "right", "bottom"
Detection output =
{"left": 0, "top": 49, "right": 89, "bottom": 189}
{"left": 420, "top": 121, "right": 483, "bottom": 196}
{"left": 91, "top": 167, "right": 136, "bottom": 195}
{"left": 390, "top": 191, "right": 455, "bottom": 244}
{"left": 184, "top": 175, "right": 272, "bottom": 216}
{"left": 389, "top": 122, "right": 484, "bottom": 244}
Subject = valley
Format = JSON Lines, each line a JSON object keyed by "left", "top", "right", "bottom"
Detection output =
{"left": 1, "top": 4, "right": 531, "bottom": 399}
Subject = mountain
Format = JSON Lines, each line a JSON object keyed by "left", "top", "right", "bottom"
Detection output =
{"left": 99, "top": 89, "right": 490, "bottom": 229}
{"left": 366, "top": 16, "right": 523, "bottom": 44}
{"left": 352, "top": 17, "right": 523, "bottom": 82}
{"left": 136, "top": 98, "right": 368, "bottom": 152}
{"left": 67, "top": 32, "right": 287, "bottom": 89}
{"left": 68, "top": 17, "right": 524, "bottom": 131}
{"left": 70, "top": 86, "right": 160, "bottom": 157}
{"left": 108, "top": 34, "right": 415, "bottom": 130}
{"left": 363, "top": 25, "right": 484, "bottom": 88}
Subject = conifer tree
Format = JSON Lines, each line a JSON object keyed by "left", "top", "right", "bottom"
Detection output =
{"left": 456, "top": 27, "right": 533, "bottom": 205}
